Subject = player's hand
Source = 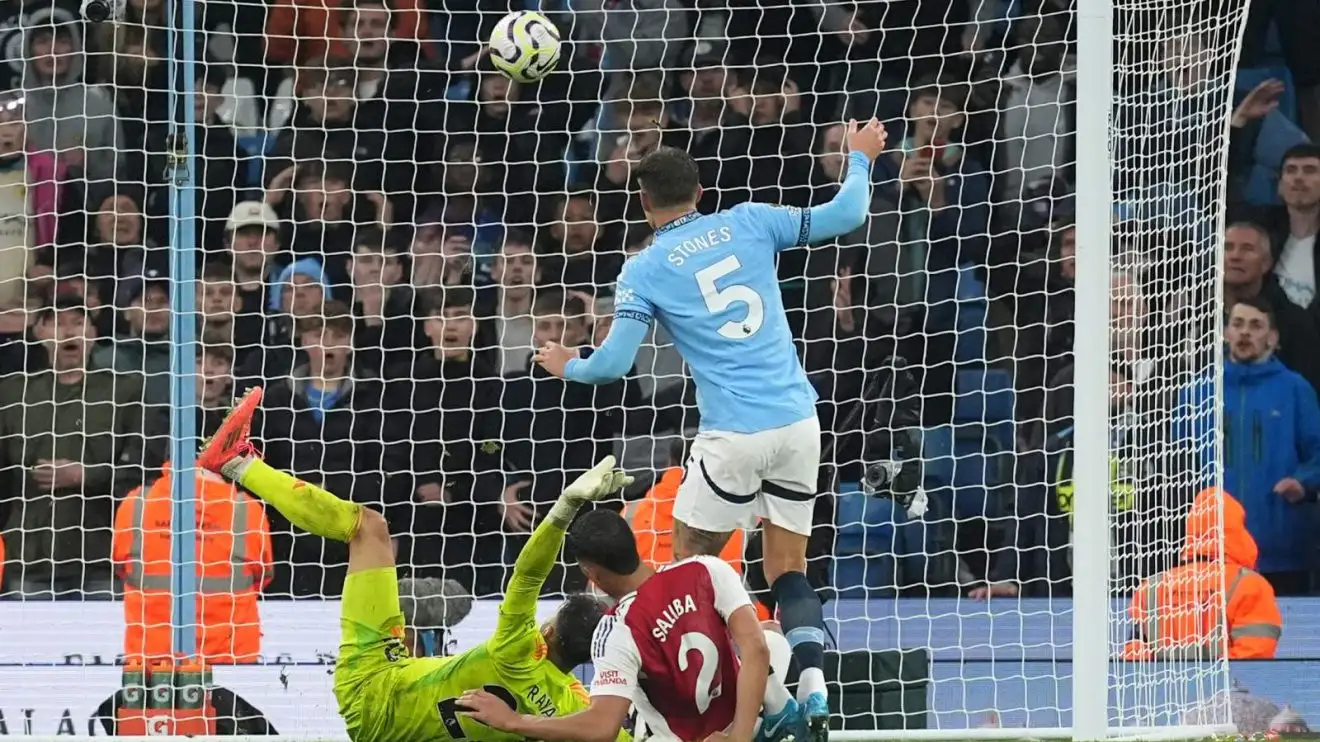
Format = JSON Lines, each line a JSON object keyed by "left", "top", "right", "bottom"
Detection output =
{"left": 845, "top": 118, "right": 887, "bottom": 161}
{"left": 533, "top": 341, "right": 577, "bottom": 378}
{"left": 458, "top": 689, "right": 521, "bottom": 731}
{"left": 561, "top": 455, "right": 634, "bottom": 507}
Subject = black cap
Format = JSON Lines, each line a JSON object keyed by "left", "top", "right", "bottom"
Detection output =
{"left": 116, "top": 256, "right": 170, "bottom": 308}
{"left": 682, "top": 39, "right": 727, "bottom": 69}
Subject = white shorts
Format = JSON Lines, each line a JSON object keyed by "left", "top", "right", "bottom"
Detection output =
{"left": 673, "top": 416, "right": 821, "bottom": 537}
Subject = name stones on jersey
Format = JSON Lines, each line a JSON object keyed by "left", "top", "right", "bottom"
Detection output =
{"left": 652, "top": 594, "right": 700, "bottom": 642}
{"left": 666, "top": 227, "right": 733, "bottom": 267}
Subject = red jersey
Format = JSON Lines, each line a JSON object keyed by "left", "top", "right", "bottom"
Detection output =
{"left": 590, "top": 556, "right": 754, "bottom": 742}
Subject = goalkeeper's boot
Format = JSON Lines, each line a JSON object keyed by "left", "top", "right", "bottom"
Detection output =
{"left": 197, "top": 386, "right": 264, "bottom": 477}
{"left": 757, "top": 697, "right": 801, "bottom": 742}
{"left": 803, "top": 691, "right": 829, "bottom": 742}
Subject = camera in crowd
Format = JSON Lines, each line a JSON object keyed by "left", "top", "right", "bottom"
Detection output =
{"left": 858, "top": 358, "right": 928, "bottom": 518}
{"left": 81, "top": 0, "right": 125, "bottom": 23}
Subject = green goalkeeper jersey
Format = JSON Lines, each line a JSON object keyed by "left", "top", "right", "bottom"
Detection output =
{"left": 333, "top": 521, "right": 616, "bottom": 742}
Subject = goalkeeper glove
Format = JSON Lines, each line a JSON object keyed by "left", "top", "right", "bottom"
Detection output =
{"left": 548, "top": 455, "right": 634, "bottom": 526}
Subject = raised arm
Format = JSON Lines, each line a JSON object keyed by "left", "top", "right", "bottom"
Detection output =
{"left": 806, "top": 119, "right": 888, "bottom": 243}
{"left": 488, "top": 458, "right": 634, "bottom": 659}
{"left": 805, "top": 150, "right": 874, "bottom": 242}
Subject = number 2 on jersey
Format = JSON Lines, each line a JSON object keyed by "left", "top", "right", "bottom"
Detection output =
{"left": 678, "top": 632, "right": 721, "bottom": 714}
{"left": 695, "top": 256, "right": 764, "bottom": 339}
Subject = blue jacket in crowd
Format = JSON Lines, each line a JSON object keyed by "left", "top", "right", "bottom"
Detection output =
{"left": 1175, "top": 357, "right": 1320, "bottom": 574}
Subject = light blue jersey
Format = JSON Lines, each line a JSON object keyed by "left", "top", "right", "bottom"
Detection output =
{"left": 612, "top": 204, "right": 817, "bottom": 433}
{"left": 563, "top": 150, "right": 874, "bottom": 434}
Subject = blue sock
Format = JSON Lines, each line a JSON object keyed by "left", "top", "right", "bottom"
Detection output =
{"left": 771, "top": 571, "right": 827, "bottom": 701}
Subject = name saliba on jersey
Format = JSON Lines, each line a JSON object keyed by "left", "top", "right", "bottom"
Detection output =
{"left": 666, "top": 227, "right": 732, "bottom": 267}
{"left": 652, "top": 594, "right": 700, "bottom": 642}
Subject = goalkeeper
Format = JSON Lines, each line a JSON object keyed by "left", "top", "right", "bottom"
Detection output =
{"left": 197, "top": 387, "right": 633, "bottom": 742}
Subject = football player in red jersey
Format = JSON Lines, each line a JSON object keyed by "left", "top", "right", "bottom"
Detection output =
{"left": 461, "top": 509, "right": 800, "bottom": 742}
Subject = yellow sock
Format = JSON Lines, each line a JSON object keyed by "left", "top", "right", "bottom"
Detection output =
{"left": 233, "top": 458, "right": 362, "bottom": 542}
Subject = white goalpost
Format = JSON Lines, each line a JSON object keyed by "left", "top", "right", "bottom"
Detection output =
{"left": 0, "top": 0, "right": 1255, "bottom": 737}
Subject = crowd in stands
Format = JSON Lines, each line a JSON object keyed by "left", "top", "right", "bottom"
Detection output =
{"left": 0, "top": 0, "right": 1315, "bottom": 635}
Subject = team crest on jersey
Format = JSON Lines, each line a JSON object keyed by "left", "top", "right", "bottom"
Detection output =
{"left": 481, "top": 440, "right": 502, "bottom": 455}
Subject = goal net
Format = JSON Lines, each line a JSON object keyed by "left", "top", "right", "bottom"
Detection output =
{"left": 0, "top": 0, "right": 1255, "bottom": 737}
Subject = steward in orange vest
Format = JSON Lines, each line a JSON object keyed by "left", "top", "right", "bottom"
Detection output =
{"left": 112, "top": 462, "right": 273, "bottom": 663}
{"left": 1123, "top": 487, "right": 1282, "bottom": 660}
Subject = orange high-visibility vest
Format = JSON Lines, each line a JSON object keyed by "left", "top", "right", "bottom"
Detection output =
{"left": 633, "top": 467, "right": 747, "bottom": 570}
{"left": 113, "top": 465, "right": 273, "bottom": 663}
{"left": 1123, "top": 488, "right": 1281, "bottom": 660}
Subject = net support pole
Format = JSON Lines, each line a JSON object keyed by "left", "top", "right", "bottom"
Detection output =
{"left": 166, "top": 0, "right": 201, "bottom": 658}
{"left": 1072, "top": 0, "right": 1114, "bottom": 737}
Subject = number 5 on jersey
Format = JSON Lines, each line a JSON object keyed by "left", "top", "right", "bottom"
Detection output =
{"left": 696, "top": 256, "right": 764, "bottom": 339}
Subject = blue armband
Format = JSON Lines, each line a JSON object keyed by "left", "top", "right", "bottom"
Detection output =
{"left": 807, "top": 151, "right": 872, "bottom": 243}
{"left": 563, "top": 315, "right": 650, "bottom": 385}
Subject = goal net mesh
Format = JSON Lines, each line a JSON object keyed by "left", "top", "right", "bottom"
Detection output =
{"left": 0, "top": 0, "right": 1250, "bottom": 736}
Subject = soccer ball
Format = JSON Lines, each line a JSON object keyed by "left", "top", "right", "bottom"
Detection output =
{"left": 488, "top": 11, "right": 562, "bottom": 83}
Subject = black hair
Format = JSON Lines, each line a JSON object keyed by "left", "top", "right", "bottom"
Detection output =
{"left": 1282, "top": 143, "right": 1320, "bottom": 167}
{"left": 36, "top": 293, "right": 87, "bottom": 323}
{"left": 1229, "top": 294, "right": 1277, "bottom": 329}
{"left": 567, "top": 509, "right": 642, "bottom": 576}
{"left": 420, "top": 286, "right": 475, "bottom": 315}
{"left": 634, "top": 147, "right": 701, "bottom": 210}
{"left": 552, "top": 593, "right": 607, "bottom": 668}
{"left": 533, "top": 288, "right": 587, "bottom": 318}
{"left": 502, "top": 228, "right": 536, "bottom": 251}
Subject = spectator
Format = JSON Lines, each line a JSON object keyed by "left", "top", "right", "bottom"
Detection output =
{"left": 266, "top": 160, "right": 390, "bottom": 285}
{"left": 542, "top": 191, "right": 619, "bottom": 292}
{"left": 21, "top": 18, "right": 122, "bottom": 190}
{"left": 1221, "top": 222, "right": 1320, "bottom": 394}
{"left": 233, "top": 255, "right": 333, "bottom": 391}
{"left": 221, "top": 200, "right": 283, "bottom": 337}
{"left": 257, "top": 305, "right": 385, "bottom": 596}
{"left": 874, "top": 79, "right": 991, "bottom": 288}
{"left": 476, "top": 231, "right": 540, "bottom": 376}
{"left": 383, "top": 287, "right": 504, "bottom": 594}
{"left": 573, "top": 0, "right": 688, "bottom": 74}
{"left": 79, "top": 186, "right": 157, "bottom": 282}
{"left": 91, "top": 260, "right": 171, "bottom": 405}
{"left": 1122, "top": 488, "right": 1281, "bottom": 660}
{"left": 663, "top": 42, "right": 753, "bottom": 212}
{"left": 190, "top": 67, "right": 242, "bottom": 253}
{"left": 0, "top": 296, "right": 145, "bottom": 599}
{"left": 0, "top": 94, "right": 62, "bottom": 311}
{"left": 349, "top": 225, "right": 418, "bottom": 375}
{"left": 144, "top": 345, "right": 236, "bottom": 472}
{"left": 1174, "top": 297, "right": 1320, "bottom": 595}
{"left": 197, "top": 261, "right": 248, "bottom": 359}
{"left": 1230, "top": 143, "right": 1320, "bottom": 316}
{"left": 501, "top": 290, "right": 631, "bottom": 547}
{"left": 112, "top": 460, "right": 273, "bottom": 663}
{"left": 410, "top": 220, "right": 473, "bottom": 289}
{"left": 0, "top": 1, "right": 81, "bottom": 94}
{"left": 265, "top": 0, "right": 429, "bottom": 67}
{"left": 421, "top": 137, "right": 508, "bottom": 258}
{"left": 995, "top": 14, "right": 1075, "bottom": 228}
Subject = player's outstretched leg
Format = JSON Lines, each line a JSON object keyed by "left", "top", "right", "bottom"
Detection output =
{"left": 198, "top": 386, "right": 366, "bottom": 550}
{"left": 762, "top": 523, "right": 829, "bottom": 742}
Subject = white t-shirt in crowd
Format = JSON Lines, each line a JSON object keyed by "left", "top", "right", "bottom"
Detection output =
{"left": 1275, "top": 233, "right": 1317, "bottom": 309}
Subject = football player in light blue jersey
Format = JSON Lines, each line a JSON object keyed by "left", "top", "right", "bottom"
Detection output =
{"left": 534, "top": 119, "right": 888, "bottom": 742}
